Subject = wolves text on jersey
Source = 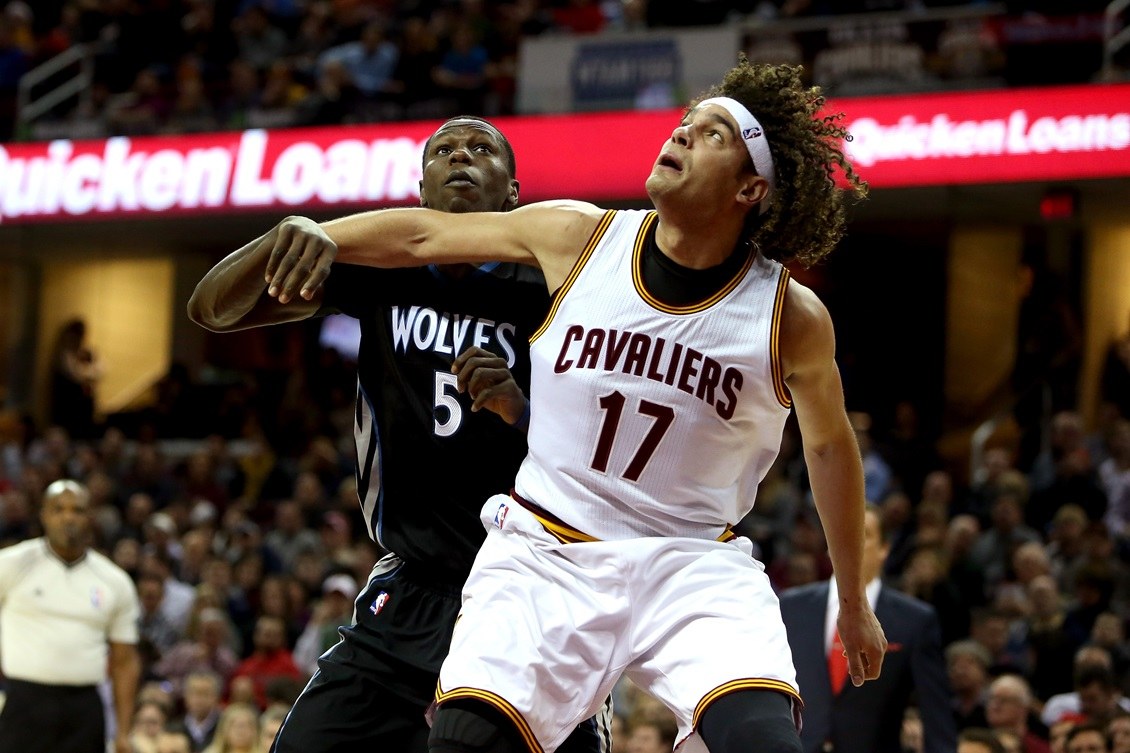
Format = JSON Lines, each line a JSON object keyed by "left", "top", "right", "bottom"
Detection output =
{"left": 390, "top": 305, "right": 519, "bottom": 367}
{"left": 552, "top": 324, "right": 743, "bottom": 420}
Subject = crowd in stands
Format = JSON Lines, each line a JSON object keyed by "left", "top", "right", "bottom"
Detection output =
{"left": 1, "top": 0, "right": 1123, "bottom": 142}
{"left": 2, "top": 1, "right": 1130, "bottom": 752}
{"left": 1, "top": 311, "right": 1129, "bottom": 751}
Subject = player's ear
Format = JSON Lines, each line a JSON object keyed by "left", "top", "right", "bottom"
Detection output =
{"left": 503, "top": 179, "right": 520, "bottom": 211}
{"left": 736, "top": 174, "right": 769, "bottom": 211}
{"left": 419, "top": 180, "right": 429, "bottom": 208}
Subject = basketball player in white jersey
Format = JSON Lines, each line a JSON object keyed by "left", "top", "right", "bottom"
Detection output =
{"left": 246, "top": 59, "right": 887, "bottom": 753}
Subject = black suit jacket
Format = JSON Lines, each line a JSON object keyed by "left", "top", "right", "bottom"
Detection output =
{"left": 779, "top": 581, "right": 957, "bottom": 753}
{"left": 168, "top": 714, "right": 218, "bottom": 753}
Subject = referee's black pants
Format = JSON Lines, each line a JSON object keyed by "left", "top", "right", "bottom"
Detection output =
{"left": 0, "top": 678, "right": 105, "bottom": 753}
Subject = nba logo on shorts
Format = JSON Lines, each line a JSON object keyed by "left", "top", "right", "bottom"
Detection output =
{"left": 370, "top": 591, "right": 390, "bottom": 616}
{"left": 493, "top": 502, "right": 509, "bottom": 529}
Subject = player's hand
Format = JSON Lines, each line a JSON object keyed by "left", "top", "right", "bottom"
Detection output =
{"left": 114, "top": 730, "right": 132, "bottom": 753}
{"left": 262, "top": 216, "right": 337, "bottom": 304}
{"left": 452, "top": 347, "right": 527, "bottom": 425}
{"left": 836, "top": 602, "right": 887, "bottom": 687}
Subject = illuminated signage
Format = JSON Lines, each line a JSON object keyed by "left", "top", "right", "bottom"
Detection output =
{"left": 1, "top": 83, "right": 1128, "bottom": 224}
{"left": 840, "top": 84, "right": 1130, "bottom": 187}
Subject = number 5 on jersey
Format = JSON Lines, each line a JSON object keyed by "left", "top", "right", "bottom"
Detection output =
{"left": 434, "top": 371, "right": 462, "bottom": 437}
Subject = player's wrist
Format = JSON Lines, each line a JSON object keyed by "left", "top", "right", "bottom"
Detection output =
{"left": 512, "top": 400, "right": 531, "bottom": 432}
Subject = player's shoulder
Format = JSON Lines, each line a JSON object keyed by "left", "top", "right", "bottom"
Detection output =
{"left": 779, "top": 276, "right": 834, "bottom": 370}
{"left": 518, "top": 199, "right": 607, "bottom": 217}
{"left": 781, "top": 277, "right": 831, "bottom": 333}
{"left": 0, "top": 539, "right": 46, "bottom": 587}
{"left": 512, "top": 200, "right": 610, "bottom": 235}
{"left": 0, "top": 538, "right": 43, "bottom": 563}
{"left": 84, "top": 549, "right": 137, "bottom": 592}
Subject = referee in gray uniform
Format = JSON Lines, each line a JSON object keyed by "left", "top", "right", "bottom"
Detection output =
{"left": 0, "top": 479, "right": 141, "bottom": 753}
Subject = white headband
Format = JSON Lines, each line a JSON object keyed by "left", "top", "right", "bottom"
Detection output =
{"left": 697, "top": 96, "right": 776, "bottom": 214}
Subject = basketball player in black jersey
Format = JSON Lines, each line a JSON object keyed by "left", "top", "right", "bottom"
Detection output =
{"left": 235, "top": 60, "right": 890, "bottom": 753}
{"left": 187, "top": 117, "right": 610, "bottom": 753}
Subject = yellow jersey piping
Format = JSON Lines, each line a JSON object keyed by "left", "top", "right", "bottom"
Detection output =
{"left": 631, "top": 212, "right": 757, "bottom": 315}
{"left": 770, "top": 267, "right": 792, "bottom": 409}
{"left": 514, "top": 492, "right": 737, "bottom": 544}
{"left": 691, "top": 678, "right": 803, "bottom": 729}
{"left": 529, "top": 209, "right": 616, "bottom": 345}
{"left": 435, "top": 685, "right": 545, "bottom": 753}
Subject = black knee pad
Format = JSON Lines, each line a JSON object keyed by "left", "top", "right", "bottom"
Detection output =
{"left": 429, "top": 700, "right": 519, "bottom": 753}
{"left": 698, "top": 690, "right": 802, "bottom": 753}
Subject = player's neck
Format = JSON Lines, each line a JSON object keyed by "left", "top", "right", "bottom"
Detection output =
{"left": 46, "top": 538, "right": 86, "bottom": 564}
{"left": 654, "top": 215, "right": 744, "bottom": 270}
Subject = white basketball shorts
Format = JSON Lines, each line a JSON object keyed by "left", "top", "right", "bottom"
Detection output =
{"left": 435, "top": 495, "right": 801, "bottom": 753}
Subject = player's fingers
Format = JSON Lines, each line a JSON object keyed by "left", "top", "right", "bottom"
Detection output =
{"left": 453, "top": 346, "right": 491, "bottom": 373}
{"left": 849, "top": 651, "right": 867, "bottom": 687}
{"left": 866, "top": 641, "right": 886, "bottom": 680}
{"left": 262, "top": 224, "right": 283, "bottom": 282}
{"left": 455, "top": 354, "right": 506, "bottom": 391}
{"left": 267, "top": 226, "right": 305, "bottom": 297}
{"left": 301, "top": 249, "right": 335, "bottom": 300}
{"left": 467, "top": 367, "right": 508, "bottom": 399}
{"left": 265, "top": 222, "right": 296, "bottom": 289}
{"left": 470, "top": 383, "right": 506, "bottom": 412}
{"left": 277, "top": 236, "right": 320, "bottom": 304}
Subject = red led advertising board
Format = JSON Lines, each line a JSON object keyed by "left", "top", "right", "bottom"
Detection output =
{"left": 1, "top": 83, "right": 1127, "bottom": 224}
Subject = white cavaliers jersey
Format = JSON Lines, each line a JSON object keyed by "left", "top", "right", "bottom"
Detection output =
{"left": 514, "top": 209, "right": 793, "bottom": 542}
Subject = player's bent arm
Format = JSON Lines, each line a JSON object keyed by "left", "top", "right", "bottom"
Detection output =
{"left": 325, "top": 201, "right": 606, "bottom": 293}
{"left": 108, "top": 641, "right": 141, "bottom": 749}
{"left": 188, "top": 231, "right": 322, "bottom": 332}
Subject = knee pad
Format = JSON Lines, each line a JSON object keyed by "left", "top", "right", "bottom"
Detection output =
{"left": 698, "top": 690, "right": 802, "bottom": 753}
{"left": 429, "top": 701, "right": 518, "bottom": 753}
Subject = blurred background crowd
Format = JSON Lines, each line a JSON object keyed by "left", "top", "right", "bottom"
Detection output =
{"left": 2, "top": 1, "right": 1130, "bottom": 753}
{"left": 0, "top": 0, "right": 1124, "bottom": 142}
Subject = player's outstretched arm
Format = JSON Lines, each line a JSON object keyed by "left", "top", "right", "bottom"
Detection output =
{"left": 781, "top": 279, "right": 887, "bottom": 686}
{"left": 261, "top": 201, "right": 606, "bottom": 303}
{"left": 187, "top": 223, "right": 325, "bottom": 332}
{"left": 452, "top": 346, "right": 529, "bottom": 430}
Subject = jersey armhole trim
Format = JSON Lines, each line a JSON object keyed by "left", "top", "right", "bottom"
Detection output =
{"left": 529, "top": 209, "right": 616, "bottom": 345}
{"left": 770, "top": 267, "right": 793, "bottom": 410}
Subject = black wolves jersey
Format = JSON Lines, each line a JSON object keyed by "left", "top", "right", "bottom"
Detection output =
{"left": 319, "top": 262, "right": 549, "bottom": 584}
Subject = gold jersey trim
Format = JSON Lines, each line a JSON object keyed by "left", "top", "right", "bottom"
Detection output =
{"left": 529, "top": 209, "right": 616, "bottom": 345}
{"left": 691, "top": 677, "right": 803, "bottom": 729}
{"left": 631, "top": 212, "right": 757, "bottom": 316}
{"left": 434, "top": 685, "right": 545, "bottom": 753}
{"left": 518, "top": 495, "right": 737, "bottom": 545}
{"left": 770, "top": 267, "right": 793, "bottom": 409}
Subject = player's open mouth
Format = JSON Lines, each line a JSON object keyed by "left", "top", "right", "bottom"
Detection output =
{"left": 446, "top": 171, "right": 476, "bottom": 186}
{"left": 658, "top": 154, "right": 682, "bottom": 172}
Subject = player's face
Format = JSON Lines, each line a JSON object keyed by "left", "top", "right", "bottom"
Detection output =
{"left": 645, "top": 104, "right": 759, "bottom": 210}
{"left": 40, "top": 489, "right": 91, "bottom": 553}
{"left": 420, "top": 121, "right": 518, "bottom": 214}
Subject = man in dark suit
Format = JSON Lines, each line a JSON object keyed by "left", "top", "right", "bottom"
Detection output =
{"left": 165, "top": 671, "right": 221, "bottom": 752}
{"left": 780, "top": 504, "right": 957, "bottom": 753}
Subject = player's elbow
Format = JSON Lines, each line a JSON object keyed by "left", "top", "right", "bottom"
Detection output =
{"left": 186, "top": 288, "right": 229, "bottom": 332}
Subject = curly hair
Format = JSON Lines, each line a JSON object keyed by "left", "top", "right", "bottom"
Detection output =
{"left": 692, "top": 58, "right": 867, "bottom": 267}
